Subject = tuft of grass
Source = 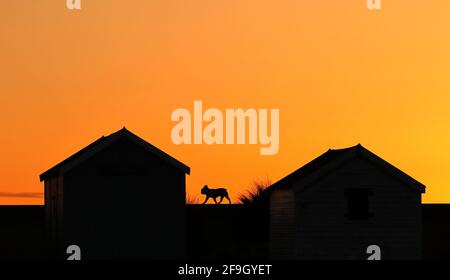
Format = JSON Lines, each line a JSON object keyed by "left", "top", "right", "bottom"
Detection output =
{"left": 186, "top": 193, "right": 200, "bottom": 205}
{"left": 238, "top": 179, "right": 271, "bottom": 205}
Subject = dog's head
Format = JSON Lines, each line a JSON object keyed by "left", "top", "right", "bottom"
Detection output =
{"left": 201, "top": 185, "right": 209, "bottom": 194}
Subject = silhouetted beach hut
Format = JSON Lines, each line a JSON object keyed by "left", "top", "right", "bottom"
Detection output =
{"left": 40, "top": 127, "right": 190, "bottom": 259}
{"left": 267, "top": 144, "right": 425, "bottom": 260}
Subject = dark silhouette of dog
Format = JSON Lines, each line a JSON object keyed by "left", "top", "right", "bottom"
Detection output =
{"left": 201, "top": 185, "right": 231, "bottom": 204}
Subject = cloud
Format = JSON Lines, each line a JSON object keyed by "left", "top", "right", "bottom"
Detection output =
{"left": 0, "top": 192, "right": 44, "bottom": 198}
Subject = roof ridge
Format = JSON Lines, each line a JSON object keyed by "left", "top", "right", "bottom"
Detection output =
{"left": 328, "top": 144, "right": 362, "bottom": 152}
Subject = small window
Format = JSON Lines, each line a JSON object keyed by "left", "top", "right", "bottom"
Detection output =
{"left": 345, "top": 189, "right": 373, "bottom": 220}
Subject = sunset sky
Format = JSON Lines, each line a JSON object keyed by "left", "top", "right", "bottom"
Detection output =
{"left": 1, "top": 0, "right": 450, "bottom": 204}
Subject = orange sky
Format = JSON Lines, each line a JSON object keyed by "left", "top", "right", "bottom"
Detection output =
{"left": 1, "top": 0, "right": 450, "bottom": 204}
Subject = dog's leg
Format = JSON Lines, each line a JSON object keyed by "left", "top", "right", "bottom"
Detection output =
{"left": 225, "top": 195, "right": 231, "bottom": 204}
{"left": 202, "top": 196, "right": 209, "bottom": 204}
{"left": 218, "top": 196, "right": 224, "bottom": 204}
{"left": 213, "top": 197, "right": 218, "bottom": 204}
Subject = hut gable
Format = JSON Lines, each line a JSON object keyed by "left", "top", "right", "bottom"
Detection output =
{"left": 268, "top": 144, "right": 424, "bottom": 193}
{"left": 40, "top": 127, "right": 189, "bottom": 182}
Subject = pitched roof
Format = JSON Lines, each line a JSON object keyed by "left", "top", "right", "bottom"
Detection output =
{"left": 39, "top": 128, "right": 190, "bottom": 182}
{"left": 267, "top": 144, "right": 425, "bottom": 193}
